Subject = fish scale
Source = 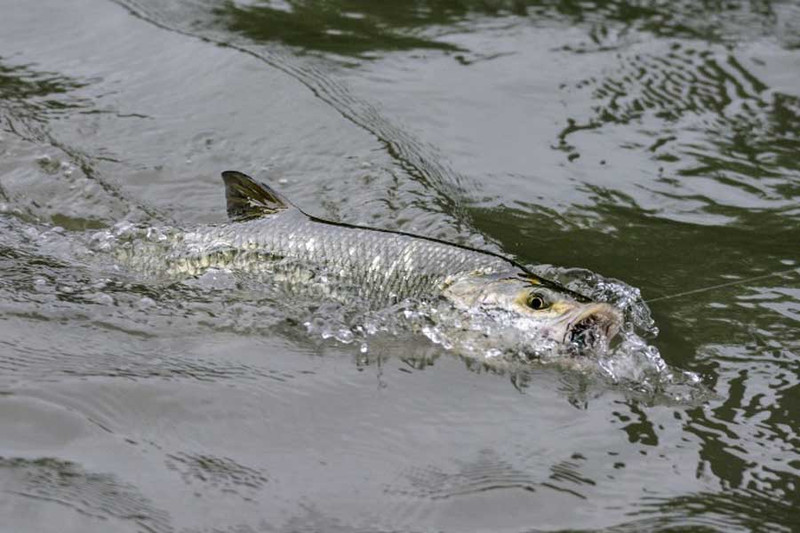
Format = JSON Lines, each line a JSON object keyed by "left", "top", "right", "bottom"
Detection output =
{"left": 180, "top": 210, "right": 511, "bottom": 301}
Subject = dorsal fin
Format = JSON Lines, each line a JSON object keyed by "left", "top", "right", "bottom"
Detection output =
{"left": 221, "top": 170, "right": 294, "bottom": 222}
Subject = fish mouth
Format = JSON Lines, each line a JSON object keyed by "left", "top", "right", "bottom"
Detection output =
{"left": 564, "top": 304, "right": 622, "bottom": 351}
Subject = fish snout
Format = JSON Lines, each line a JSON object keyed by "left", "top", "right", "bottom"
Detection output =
{"left": 565, "top": 303, "right": 622, "bottom": 348}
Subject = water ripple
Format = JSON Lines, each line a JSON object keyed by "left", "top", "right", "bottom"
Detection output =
{"left": 0, "top": 457, "right": 173, "bottom": 533}
{"left": 561, "top": 41, "right": 800, "bottom": 221}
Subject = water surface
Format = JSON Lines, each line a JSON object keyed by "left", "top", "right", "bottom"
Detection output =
{"left": 1, "top": 0, "right": 799, "bottom": 531}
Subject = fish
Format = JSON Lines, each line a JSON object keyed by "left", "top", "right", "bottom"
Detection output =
{"left": 116, "top": 170, "right": 622, "bottom": 353}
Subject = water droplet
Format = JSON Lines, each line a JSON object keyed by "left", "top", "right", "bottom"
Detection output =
{"left": 335, "top": 328, "right": 354, "bottom": 344}
{"left": 138, "top": 297, "right": 156, "bottom": 309}
{"left": 89, "top": 293, "right": 114, "bottom": 306}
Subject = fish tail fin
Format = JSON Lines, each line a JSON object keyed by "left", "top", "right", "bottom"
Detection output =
{"left": 221, "top": 170, "right": 295, "bottom": 222}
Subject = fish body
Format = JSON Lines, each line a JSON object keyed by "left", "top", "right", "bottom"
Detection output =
{"left": 117, "top": 171, "right": 622, "bottom": 352}
{"left": 177, "top": 207, "right": 511, "bottom": 302}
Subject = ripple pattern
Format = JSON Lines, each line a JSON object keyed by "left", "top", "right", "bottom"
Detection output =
{"left": 0, "top": 457, "right": 173, "bottom": 533}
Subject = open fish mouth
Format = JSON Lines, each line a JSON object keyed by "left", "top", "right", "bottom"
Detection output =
{"left": 564, "top": 304, "right": 622, "bottom": 351}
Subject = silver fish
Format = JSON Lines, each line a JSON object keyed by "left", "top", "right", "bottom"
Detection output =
{"left": 117, "top": 171, "right": 621, "bottom": 351}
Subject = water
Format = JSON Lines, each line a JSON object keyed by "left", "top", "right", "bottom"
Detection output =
{"left": 1, "top": 0, "right": 798, "bottom": 531}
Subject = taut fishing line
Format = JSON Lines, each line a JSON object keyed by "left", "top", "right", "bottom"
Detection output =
{"left": 645, "top": 267, "right": 799, "bottom": 303}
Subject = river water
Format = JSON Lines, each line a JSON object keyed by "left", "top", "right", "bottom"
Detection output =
{"left": 1, "top": 1, "right": 798, "bottom": 531}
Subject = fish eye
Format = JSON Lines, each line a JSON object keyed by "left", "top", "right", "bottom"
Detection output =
{"left": 526, "top": 294, "right": 548, "bottom": 311}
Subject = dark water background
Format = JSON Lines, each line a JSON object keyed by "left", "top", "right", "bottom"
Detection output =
{"left": 1, "top": 1, "right": 799, "bottom": 531}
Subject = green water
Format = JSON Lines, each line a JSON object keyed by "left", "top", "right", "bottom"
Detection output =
{"left": 0, "top": 1, "right": 798, "bottom": 531}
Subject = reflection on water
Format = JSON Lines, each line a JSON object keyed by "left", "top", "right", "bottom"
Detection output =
{"left": 0, "top": 58, "right": 164, "bottom": 228}
{"left": 0, "top": 0, "right": 799, "bottom": 530}
{"left": 560, "top": 42, "right": 800, "bottom": 222}
{"left": 0, "top": 60, "right": 87, "bottom": 122}
{"left": 221, "top": 0, "right": 465, "bottom": 55}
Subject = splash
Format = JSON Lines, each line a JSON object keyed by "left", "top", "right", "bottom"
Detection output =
{"left": 76, "top": 221, "right": 706, "bottom": 399}
{"left": 274, "top": 262, "right": 701, "bottom": 400}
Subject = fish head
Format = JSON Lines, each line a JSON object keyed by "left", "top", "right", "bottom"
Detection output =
{"left": 441, "top": 271, "right": 622, "bottom": 352}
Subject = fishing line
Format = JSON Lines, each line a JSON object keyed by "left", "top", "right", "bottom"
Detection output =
{"left": 645, "top": 267, "right": 799, "bottom": 303}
